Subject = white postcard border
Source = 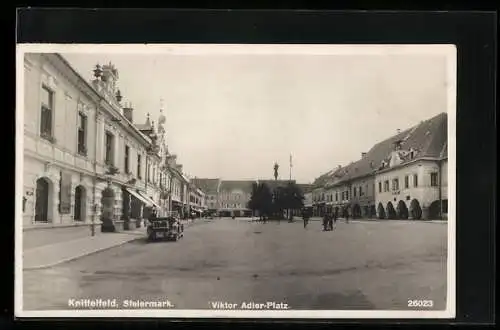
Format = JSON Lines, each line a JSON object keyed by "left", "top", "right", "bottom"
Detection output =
{"left": 15, "top": 43, "right": 457, "bottom": 319}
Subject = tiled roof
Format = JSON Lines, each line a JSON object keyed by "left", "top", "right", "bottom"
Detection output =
{"left": 219, "top": 180, "right": 256, "bottom": 194}
{"left": 190, "top": 178, "right": 221, "bottom": 194}
{"left": 312, "top": 171, "right": 334, "bottom": 188}
{"left": 347, "top": 112, "right": 447, "bottom": 180}
{"left": 314, "top": 112, "right": 448, "bottom": 186}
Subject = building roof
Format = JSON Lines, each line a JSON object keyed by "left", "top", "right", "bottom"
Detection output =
{"left": 314, "top": 112, "right": 448, "bottom": 187}
{"left": 219, "top": 180, "right": 256, "bottom": 194}
{"left": 312, "top": 170, "right": 335, "bottom": 188}
{"left": 135, "top": 124, "right": 153, "bottom": 131}
{"left": 190, "top": 178, "right": 221, "bottom": 194}
{"left": 296, "top": 183, "right": 314, "bottom": 193}
{"left": 257, "top": 179, "right": 296, "bottom": 191}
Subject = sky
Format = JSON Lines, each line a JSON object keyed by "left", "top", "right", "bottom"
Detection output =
{"left": 61, "top": 45, "right": 450, "bottom": 184}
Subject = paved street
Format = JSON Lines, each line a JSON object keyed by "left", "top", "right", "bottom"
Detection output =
{"left": 23, "top": 218, "right": 448, "bottom": 311}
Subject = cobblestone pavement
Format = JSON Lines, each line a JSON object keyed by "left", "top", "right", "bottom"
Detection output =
{"left": 22, "top": 218, "right": 448, "bottom": 311}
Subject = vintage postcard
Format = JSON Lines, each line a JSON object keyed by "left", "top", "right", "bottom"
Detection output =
{"left": 15, "top": 43, "right": 456, "bottom": 318}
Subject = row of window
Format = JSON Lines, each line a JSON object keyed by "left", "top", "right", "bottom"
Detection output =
{"left": 40, "top": 86, "right": 197, "bottom": 202}
{"left": 41, "top": 85, "right": 174, "bottom": 187}
{"left": 378, "top": 173, "right": 438, "bottom": 193}
{"left": 221, "top": 204, "right": 243, "bottom": 208}
{"left": 311, "top": 172, "right": 440, "bottom": 202}
{"left": 189, "top": 195, "right": 203, "bottom": 205}
{"left": 219, "top": 194, "right": 247, "bottom": 201}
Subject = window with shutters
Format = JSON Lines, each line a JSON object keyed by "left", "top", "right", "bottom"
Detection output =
{"left": 404, "top": 175, "right": 409, "bottom": 189}
{"left": 392, "top": 178, "right": 399, "bottom": 191}
{"left": 137, "top": 154, "right": 142, "bottom": 179}
{"left": 40, "top": 86, "right": 54, "bottom": 139}
{"left": 104, "top": 131, "right": 114, "bottom": 166}
{"left": 77, "top": 112, "right": 87, "bottom": 155}
{"left": 124, "top": 145, "right": 130, "bottom": 173}
{"left": 430, "top": 172, "right": 438, "bottom": 187}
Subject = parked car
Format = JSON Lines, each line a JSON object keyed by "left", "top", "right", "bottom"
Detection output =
{"left": 147, "top": 216, "right": 184, "bottom": 242}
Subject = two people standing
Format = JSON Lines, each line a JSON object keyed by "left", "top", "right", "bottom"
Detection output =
{"left": 323, "top": 208, "right": 341, "bottom": 231}
{"left": 322, "top": 213, "right": 334, "bottom": 231}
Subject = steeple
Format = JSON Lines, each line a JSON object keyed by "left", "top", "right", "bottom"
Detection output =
{"left": 158, "top": 98, "right": 166, "bottom": 133}
{"left": 145, "top": 113, "right": 151, "bottom": 127}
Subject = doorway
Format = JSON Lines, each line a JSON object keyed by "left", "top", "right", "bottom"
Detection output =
{"left": 35, "top": 177, "right": 50, "bottom": 222}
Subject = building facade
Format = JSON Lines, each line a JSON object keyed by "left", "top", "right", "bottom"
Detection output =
{"left": 22, "top": 53, "right": 199, "bottom": 241}
{"left": 217, "top": 180, "right": 254, "bottom": 217}
{"left": 23, "top": 54, "right": 164, "bottom": 236}
{"left": 190, "top": 178, "right": 221, "bottom": 214}
{"left": 311, "top": 112, "right": 448, "bottom": 220}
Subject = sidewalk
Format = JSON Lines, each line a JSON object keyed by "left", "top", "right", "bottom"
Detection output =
{"left": 307, "top": 217, "right": 447, "bottom": 224}
{"left": 23, "top": 219, "right": 198, "bottom": 270}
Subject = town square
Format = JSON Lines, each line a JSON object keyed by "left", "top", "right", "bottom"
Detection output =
{"left": 19, "top": 45, "right": 451, "bottom": 314}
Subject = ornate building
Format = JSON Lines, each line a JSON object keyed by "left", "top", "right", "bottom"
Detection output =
{"left": 310, "top": 112, "right": 448, "bottom": 220}
{"left": 22, "top": 53, "right": 199, "bottom": 242}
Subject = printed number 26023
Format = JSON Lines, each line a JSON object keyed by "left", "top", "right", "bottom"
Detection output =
{"left": 408, "top": 300, "right": 434, "bottom": 308}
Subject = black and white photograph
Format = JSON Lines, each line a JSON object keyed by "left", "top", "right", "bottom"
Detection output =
{"left": 15, "top": 44, "right": 456, "bottom": 318}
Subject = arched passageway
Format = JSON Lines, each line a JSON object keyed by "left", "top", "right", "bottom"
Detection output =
{"left": 35, "top": 177, "right": 51, "bottom": 223}
{"left": 397, "top": 200, "right": 409, "bottom": 220}
{"left": 386, "top": 202, "right": 397, "bottom": 219}
{"left": 428, "top": 200, "right": 445, "bottom": 220}
{"left": 377, "top": 203, "right": 386, "bottom": 219}
{"left": 74, "top": 185, "right": 86, "bottom": 221}
{"left": 410, "top": 199, "right": 422, "bottom": 220}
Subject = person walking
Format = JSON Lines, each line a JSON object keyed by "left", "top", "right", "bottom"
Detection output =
{"left": 328, "top": 212, "right": 334, "bottom": 231}
{"left": 345, "top": 208, "right": 350, "bottom": 223}
{"left": 322, "top": 212, "right": 329, "bottom": 231}
{"left": 302, "top": 208, "right": 310, "bottom": 229}
{"left": 333, "top": 209, "right": 338, "bottom": 229}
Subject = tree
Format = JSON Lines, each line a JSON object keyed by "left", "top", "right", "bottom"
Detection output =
{"left": 248, "top": 182, "right": 273, "bottom": 220}
{"left": 272, "top": 182, "right": 305, "bottom": 220}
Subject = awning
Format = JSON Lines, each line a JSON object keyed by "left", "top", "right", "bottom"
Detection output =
{"left": 137, "top": 191, "right": 162, "bottom": 209}
{"left": 125, "top": 188, "right": 152, "bottom": 206}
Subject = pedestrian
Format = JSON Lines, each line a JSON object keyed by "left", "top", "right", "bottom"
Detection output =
{"left": 322, "top": 213, "right": 329, "bottom": 231}
{"left": 345, "top": 209, "right": 350, "bottom": 223}
{"left": 333, "top": 210, "right": 338, "bottom": 229}
{"left": 328, "top": 212, "right": 333, "bottom": 231}
{"left": 302, "top": 209, "right": 309, "bottom": 229}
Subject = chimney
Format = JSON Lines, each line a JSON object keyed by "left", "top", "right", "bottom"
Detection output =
{"left": 397, "top": 128, "right": 401, "bottom": 134}
{"left": 337, "top": 165, "right": 341, "bottom": 169}
{"left": 361, "top": 152, "right": 367, "bottom": 158}
{"left": 122, "top": 102, "right": 133, "bottom": 122}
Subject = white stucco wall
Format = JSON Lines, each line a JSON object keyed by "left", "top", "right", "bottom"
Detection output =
{"left": 22, "top": 53, "right": 160, "bottom": 229}
{"left": 375, "top": 159, "right": 443, "bottom": 216}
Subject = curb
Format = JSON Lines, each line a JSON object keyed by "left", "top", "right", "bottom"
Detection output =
{"left": 23, "top": 222, "right": 201, "bottom": 270}
{"left": 24, "top": 235, "right": 144, "bottom": 270}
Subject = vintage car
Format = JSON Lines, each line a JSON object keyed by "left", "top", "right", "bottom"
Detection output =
{"left": 146, "top": 216, "right": 184, "bottom": 242}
